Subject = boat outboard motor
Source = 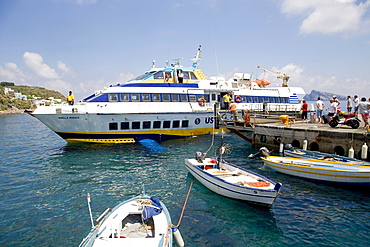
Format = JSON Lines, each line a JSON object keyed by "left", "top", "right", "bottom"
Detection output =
{"left": 285, "top": 144, "right": 293, "bottom": 150}
{"left": 196, "top": 152, "right": 203, "bottom": 163}
{"left": 248, "top": 147, "right": 270, "bottom": 158}
{"left": 259, "top": 147, "right": 270, "bottom": 157}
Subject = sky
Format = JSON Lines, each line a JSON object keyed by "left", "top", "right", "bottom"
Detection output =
{"left": 1, "top": 0, "right": 370, "bottom": 101}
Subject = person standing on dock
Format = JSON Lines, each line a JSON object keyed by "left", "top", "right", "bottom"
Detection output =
{"left": 347, "top": 95, "right": 353, "bottom": 114}
{"left": 333, "top": 95, "right": 340, "bottom": 106}
{"left": 353, "top": 95, "right": 359, "bottom": 114}
{"left": 301, "top": 100, "right": 308, "bottom": 123}
{"left": 316, "top": 97, "right": 325, "bottom": 123}
{"left": 327, "top": 99, "right": 337, "bottom": 121}
{"left": 67, "top": 91, "right": 74, "bottom": 105}
{"left": 356, "top": 97, "right": 370, "bottom": 128}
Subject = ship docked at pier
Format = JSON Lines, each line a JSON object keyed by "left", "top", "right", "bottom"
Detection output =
{"left": 31, "top": 46, "right": 306, "bottom": 143}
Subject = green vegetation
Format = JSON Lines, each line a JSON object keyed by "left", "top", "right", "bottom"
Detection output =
{"left": 0, "top": 82, "right": 66, "bottom": 112}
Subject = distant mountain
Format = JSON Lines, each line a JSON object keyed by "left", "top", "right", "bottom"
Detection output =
{"left": 303, "top": 90, "right": 347, "bottom": 101}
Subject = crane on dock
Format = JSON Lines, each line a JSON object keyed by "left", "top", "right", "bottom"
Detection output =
{"left": 257, "top": 66, "right": 290, "bottom": 87}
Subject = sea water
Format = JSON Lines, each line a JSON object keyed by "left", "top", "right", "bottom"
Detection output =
{"left": 1, "top": 113, "right": 370, "bottom": 247}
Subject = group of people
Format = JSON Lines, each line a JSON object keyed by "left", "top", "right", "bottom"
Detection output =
{"left": 312, "top": 95, "right": 370, "bottom": 127}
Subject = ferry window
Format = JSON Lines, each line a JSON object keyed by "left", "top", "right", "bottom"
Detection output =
{"left": 152, "top": 93, "right": 160, "bottom": 102}
{"left": 182, "top": 72, "right": 189, "bottom": 79}
{"left": 173, "top": 120, "right": 180, "bottom": 128}
{"left": 143, "top": 121, "right": 151, "bottom": 129}
{"left": 241, "top": 96, "right": 247, "bottom": 102}
{"left": 182, "top": 120, "right": 189, "bottom": 127}
{"left": 142, "top": 93, "right": 150, "bottom": 101}
{"left": 131, "top": 93, "right": 140, "bottom": 102}
{"left": 271, "top": 97, "right": 277, "bottom": 103}
{"left": 211, "top": 94, "right": 216, "bottom": 101}
{"left": 190, "top": 72, "right": 197, "bottom": 79}
{"left": 204, "top": 94, "right": 210, "bottom": 102}
{"left": 189, "top": 95, "right": 197, "bottom": 102}
{"left": 197, "top": 95, "right": 205, "bottom": 101}
{"left": 132, "top": 122, "right": 140, "bottom": 129}
{"left": 109, "top": 122, "right": 118, "bottom": 130}
{"left": 162, "top": 94, "right": 170, "bottom": 102}
{"left": 254, "top": 96, "right": 259, "bottom": 103}
{"left": 153, "top": 71, "right": 164, "bottom": 79}
{"left": 109, "top": 94, "right": 118, "bottom": 102}
{"left": 180, "top": 94, "right": 188, "bottom": 102}
{"left": 121, "top": 93, "right": 130, "bottom": 102}
{"left": 153, "top": 121, "right": 161, "bottom": 128}
{"left": 172, "top": 94, "right": 179, "bottom": 102}
{"left": 163, "top": 121, "right": 171, "bottom": 128}
{"left": 121, "top": 122, "right": 129, "bottom": 129}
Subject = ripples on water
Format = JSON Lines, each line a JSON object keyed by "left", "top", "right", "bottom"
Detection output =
{"left": 1, "top": 114, "right": 370, "bottom": 246}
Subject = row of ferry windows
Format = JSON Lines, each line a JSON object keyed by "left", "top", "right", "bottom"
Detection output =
{"left": 109, "top": 120, "right": 190, "bottom": 130}
{"left": 107, "top": 93, "right": 290, "bottom": 104}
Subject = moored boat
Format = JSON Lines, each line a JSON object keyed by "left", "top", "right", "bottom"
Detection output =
{"left": 261, "top": 156, "right": 370, "bottom": 184}
{"left": 185, "top": 150, "right": 282, "bottom": 208}
{"left": 283, "top": 148, "right": 370, "bottom": 166}
{"left": 31, "top": 46, "right": 305, "bottom": 143}
{"left": 79, "top": 193, "right": 183, "bottom": 247}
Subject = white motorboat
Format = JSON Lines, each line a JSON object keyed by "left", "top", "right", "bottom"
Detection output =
{"left": 185, "top": 153, "right": 282, "bottom": 208}
{"left": 79, "top": 194, "right": 183, "bottom": 247}
{"left": 31, "top": 46, "right": 305, "bottom": 143}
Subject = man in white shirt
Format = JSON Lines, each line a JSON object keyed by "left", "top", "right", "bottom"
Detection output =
{"left": 315, "top": 97, "right": 325, "bottom": 123}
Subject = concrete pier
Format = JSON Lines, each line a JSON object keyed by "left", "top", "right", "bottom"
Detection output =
{"left": 218, "top": 110, "right": 370, "bottom": 161}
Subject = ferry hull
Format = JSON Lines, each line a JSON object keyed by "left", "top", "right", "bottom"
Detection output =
{"left": 32, "top": 112, "right": 217, "bottom": 143}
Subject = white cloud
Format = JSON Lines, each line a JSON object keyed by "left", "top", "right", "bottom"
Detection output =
{"left": 0, "top": 62, "right": 26, "bottom": 82}
{"left": 23, "top": 52, "right": 60, "bottom": 79}
{"left": 281, "top": 0, "right": 370, "bottom": 35}
{"left": 57, "top": 61, "right": 72, "bottom": 75}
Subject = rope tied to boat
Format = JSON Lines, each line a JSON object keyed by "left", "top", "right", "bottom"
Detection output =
{"left": 136, "top": 199, "right": 152, "bottom": 206}
{"left": 173, "top": 181, "right": 193, "bottom": 228}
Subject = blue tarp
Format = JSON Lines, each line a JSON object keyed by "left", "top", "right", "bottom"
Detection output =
{"left": 142, "top": 197, "right": 163, "bottom": 221}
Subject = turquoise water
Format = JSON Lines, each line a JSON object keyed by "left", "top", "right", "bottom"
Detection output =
{"left": 1, "top": 113, "right": 370, "bottom": 247}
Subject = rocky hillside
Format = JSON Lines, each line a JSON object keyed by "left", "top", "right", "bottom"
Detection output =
{"left": 304, "top": 90, "right": 346, "bottom": 101}
{"left": 0, "top": 84, "right": 65, "bottom": 113}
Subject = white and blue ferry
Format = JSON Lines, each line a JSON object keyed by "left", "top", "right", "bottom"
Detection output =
{"left": 31, "top": 46, "right": 305, "bottom": 143}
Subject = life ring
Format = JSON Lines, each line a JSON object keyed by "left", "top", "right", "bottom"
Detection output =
{"left": 198, "top": 98, "right": 206, "bottom": 106}
{"left": 229, "top": 103, "right": 237, "bottom": 110}
{"left": 235, "top": 95, "right": 242, "bottom": 103}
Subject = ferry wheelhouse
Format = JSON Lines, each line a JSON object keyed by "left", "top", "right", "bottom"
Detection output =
{"left": 31, "top": 46, "right": 305, "bottom": 143}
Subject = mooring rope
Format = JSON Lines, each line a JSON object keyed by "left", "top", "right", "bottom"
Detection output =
{"left": 173, "top": 181, "right": 193, "bottom": 228}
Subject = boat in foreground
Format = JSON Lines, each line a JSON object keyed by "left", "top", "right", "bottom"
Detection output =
{"left": 283, "top": 149, "right": 370, "bottom": 166}
{"left": 185, "top": 154, "right": 282, "bottom": 208}
{"left": 261, "top": 156, "right": 370, "bottom": 184}
{"left": 79, "top": 194, "right": 183, "bottom": 247}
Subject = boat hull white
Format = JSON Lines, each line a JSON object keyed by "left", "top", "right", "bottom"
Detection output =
{"left": 79, "top": 195, "right": 173, "bottom": 247}
{"left": 185, "top": 158, "right": 281, "bottom": 207}
{"left": 262, "top": 156, "right": 370, "bottom": 184}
